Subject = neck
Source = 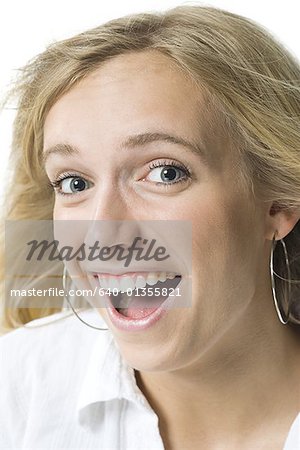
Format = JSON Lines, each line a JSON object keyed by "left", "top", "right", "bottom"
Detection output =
{"left": 134, "top": 295, "right": 300, "bottom": 448}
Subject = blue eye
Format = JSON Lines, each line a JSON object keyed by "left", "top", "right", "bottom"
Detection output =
{"left": 49, "top": 173, "right": 91, "bottom": 196}
{"left": 49, "top": 159, "right": 192, "bottom": 197}
{"left": 147, "top": 160, "right": 191, "bottom": 186}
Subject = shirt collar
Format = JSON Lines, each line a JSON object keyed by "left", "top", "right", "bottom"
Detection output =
{"left": 76, "top": 319, "right": 152, "bottom": 425}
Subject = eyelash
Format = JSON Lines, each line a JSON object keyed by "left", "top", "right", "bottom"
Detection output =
{"left": 48, "top": 159, "right": 192, "bottom": 196}
{"left": 147, "top": 160, "right": 192, "bottom": 186}
{"left": 48, "top": 172, "right": 83, "bottom": 196}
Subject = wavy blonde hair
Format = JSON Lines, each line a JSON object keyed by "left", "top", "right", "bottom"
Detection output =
{"left": 1, "top": 4, "right": 300, "bottom": 335}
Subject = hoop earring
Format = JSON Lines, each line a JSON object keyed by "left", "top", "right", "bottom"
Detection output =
{"left": 270, "top": 232, "right": 291, "bottom": 325}
{"left": 62, "top": 265, "right": 109, "bottom": 331}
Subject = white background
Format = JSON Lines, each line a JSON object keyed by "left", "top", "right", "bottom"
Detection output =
{"left": 0, "top": 0, "right": 299, "bottom": 202}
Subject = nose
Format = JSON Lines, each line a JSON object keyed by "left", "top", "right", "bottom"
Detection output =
{"left": 91, "top": 182, "right": 131, "bottom": 222}
{"left": 86, "top": 183, "right": 141, "bottom": 249}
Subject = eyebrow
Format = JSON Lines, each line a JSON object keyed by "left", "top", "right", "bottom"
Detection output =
{"left": 42, "top": 132, "right": 208, "bottom": 165}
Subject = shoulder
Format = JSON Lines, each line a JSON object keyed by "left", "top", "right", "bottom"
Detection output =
{"left": 0, "top": 307, "right": 102, "bottom": 343}
{"left": 0, "top": 310, "right": 72, "bottom": 365}
{"left": 284, "top": 412, "right": 300, "bottom": 450}
{"left": 0, "top": 309, "right": 107, "bottom": 408}
{"left": 0, "top": 309, "right": 110, "bottom": 448}
{"left": 0, "top": 308, "right": 105, "bottom": 382}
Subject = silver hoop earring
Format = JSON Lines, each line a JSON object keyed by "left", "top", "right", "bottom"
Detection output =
{"left": 270, "top": 232, "right": 291, "bottom": 325}
{"left": 62, "top": 265, "right": 109, "bottom": 331}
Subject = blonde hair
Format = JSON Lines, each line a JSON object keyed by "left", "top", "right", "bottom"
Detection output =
{"left": 1, "top": 4, "right": 300, "bottom": 334}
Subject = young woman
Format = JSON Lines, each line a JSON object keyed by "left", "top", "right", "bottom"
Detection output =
{"left": 0, "top": 5, "right": 299, "bottom": 449}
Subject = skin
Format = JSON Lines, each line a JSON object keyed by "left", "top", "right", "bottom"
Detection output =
{"left": 43, "top": 50, "right": 300, "bottom": 449}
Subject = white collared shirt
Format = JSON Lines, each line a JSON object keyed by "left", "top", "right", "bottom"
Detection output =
{"left": 0, "top": 308, "right": 299, "bottom": 450}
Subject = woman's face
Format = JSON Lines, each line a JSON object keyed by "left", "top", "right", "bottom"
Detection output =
{"left": 43, "top": 50, "right": 270, "bottom": 371}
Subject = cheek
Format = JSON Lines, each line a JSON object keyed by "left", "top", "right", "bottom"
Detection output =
{"left": 53, "top": 200, "right": 87, "bottom": 220}
{"left": 52, "top": 208, "right": 92, "bottom": 294}
{"left": 191, "top": 184, "right": 258, "bottom": 260}
{"left": 191, "top": 193, "right": 260, "bottom": 310}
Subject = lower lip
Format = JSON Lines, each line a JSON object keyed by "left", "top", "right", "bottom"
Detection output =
{"left": 105, "top": 293, "right": 176, "bottom": 332}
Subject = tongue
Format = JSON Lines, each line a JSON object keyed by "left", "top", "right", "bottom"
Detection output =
{"left": 118, "top": 294, "right": 166, "bottom": 319}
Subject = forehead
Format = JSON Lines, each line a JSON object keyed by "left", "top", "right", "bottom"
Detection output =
{"left": 87, "top": 49, "right": 190, "bottom": 82}
{"left": 43, "top": 50, "right": 231, "bottom": 171}
{"left": 45, "top": 50, "right": 204, "bottom": 125}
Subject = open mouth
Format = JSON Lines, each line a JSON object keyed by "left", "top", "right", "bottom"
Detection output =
{"left": 95, "top": 273, "right": 182, "bottom": 319}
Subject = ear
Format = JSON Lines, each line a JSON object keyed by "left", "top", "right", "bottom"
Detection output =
{"left": 265, "top": 202, "right": 300, "bottom": 240}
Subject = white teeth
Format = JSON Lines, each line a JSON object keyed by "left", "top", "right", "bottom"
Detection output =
{"left": 97, "top": 272, "right": 179, "bottom": 291}
{"left": 146, "top": 272, "right": 159, "bottom": 286}
{"left": 135, "top": 275, "right": 147, "bottom": 289}
{"left": 158, "top": 272, "right": 167, "bottom": 282}
{"left": 167, "top": 272, "right": 177, "bottom": 280}
{"left": 99, "top": 275, "right": 109, "bottom": 289}
{"left": 119, "top": 276, "right": 135, "bottom": 293}
{"left": 108, "top": 276, "right": 120, "bottom": 291}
